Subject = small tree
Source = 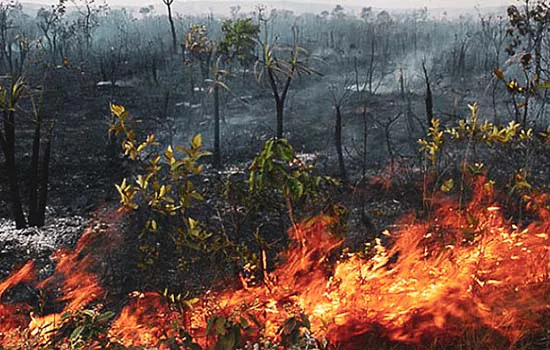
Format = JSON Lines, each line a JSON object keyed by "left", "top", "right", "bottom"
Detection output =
{"left": 71, "top": 0, "right": 108, "bottom": 55}
{"left": 422, "top": 60, "right": 434, "bottom": 128}
{"left": 218, "top": 17, "right": 260, "bottom": 74}
{"left": 255, "top": 11, "right": 320, "bottom": 138}
{"left": 0, "top": 78, "right": 55, "bottom": 228}
{"left": 328, "top": 80, "right": 351, "bottom": 180}
{"left": 205, "top": 58, "right": 230, "bottom": 169}
{"left": 109, "top": 104, "right": 212, "bottom": 271}
{"left": 506, "top": 0, "right": 550, "bottom": 80}
{"left": 36, "top": 0, "right": 66, "bottom": 65}
{"left": 161, "top": 0, "right": 177, "bottom": 54}
{"left": 191, "top": 18, "right": 259, "bottom": 170}
{"left": 0, "top": 79, "right": 25, "bottom": 228}
{"left": 185, "top": 24, "right": 214, "bottom": 81}
{"left": 0, "top": 1, "right": 30, "bottom": 78}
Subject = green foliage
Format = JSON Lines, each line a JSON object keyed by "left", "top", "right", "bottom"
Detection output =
{"left": 249, "top": 138, "right": 336, "bottom": 202}
{"left": 0, "top": 77, "right": 25, "bottom": 109}
{"left": 158, "top": 327, "right": 201, "bottom": 350}
{"left": 59, "top": 307, "right": 115, "bottom": 349}
{"left": 155, "top": 289, "right": 202, "bottom": 350}
{"left": 254, "top": 28, "right": 320, "bottom": 84}
{"left": 445, "top": 103, "right": 529, "bottom": 145}
{"left": 109, "top": 104, "right": 211, "bottom": 268}
{"left": 278, "top": 313, "right": 311, "bottom": 348}
{"left": 418, "top": 118, "right": 444, "bottom": 168}
{"left": 206, "top": 315, "right": 251, "bottom": 350}
{"left": 218, "top": 18, "right": 260, "bottom": 67}
{"left": 418, "top": 102, "right": 541, "bottom": 169}
{"left": 418, "top": 102, "right": 549, "bottom": 212}
{"left": 110, "top": 104, "right": 208, "bottom": 225}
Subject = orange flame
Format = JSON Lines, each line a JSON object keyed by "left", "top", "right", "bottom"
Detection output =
{"left": 176, "top": 178, "right": 550, "bottom": 347}
{"left": 109, "top": 292, "right": 176, "bottom": 348}
{"left": 0, "top": 209, "right": 122, "bottom": 346}
{"left": 2, "top": 181, "right": 550, "bottom": 348}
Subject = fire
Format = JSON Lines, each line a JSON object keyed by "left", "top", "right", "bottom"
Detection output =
{"left": 109, "top": 292, "right": 176, "bottom": 347}
{"left": 1, "top": 179, "right": 550, "bottom": 348}
{"left": 0, "top": 210, "right": 121, "bottom": 347}
{"left": 179, "top": 178, "right": 550, "bottom": 347}
{"left": 0, "top": 261, "right": 35, "bottom": 335}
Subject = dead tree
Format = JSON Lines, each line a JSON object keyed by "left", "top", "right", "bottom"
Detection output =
{"left": 374, "top": 113, "right": 402, "bottom": 174}
{"left": 162, "top": 0, "right": 177, "bottom": 54}
{"left": 422, "top": 60, "right": 434, "bottom": 128}
{"left": 0, "top": 79, "right": 26, "bottom": 228}
{"left": 329, "top": 79, "right": 351, "bottom": 180}
{"left": 0, "top": 78, "right": 55, "bottom": 228}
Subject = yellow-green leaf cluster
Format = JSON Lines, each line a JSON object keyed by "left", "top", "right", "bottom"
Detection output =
{"left": 111, "top": 104, "right": 209, "bottom": 242}
{"left": 418, "top": 119, "right": 444, "bottom": 168}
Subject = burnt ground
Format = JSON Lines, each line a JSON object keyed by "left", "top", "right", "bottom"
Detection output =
{"left": 0, "top": 60, "right": 542, "bottom": 301}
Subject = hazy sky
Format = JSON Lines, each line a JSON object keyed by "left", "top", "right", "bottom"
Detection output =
{"left": 22, "top": 0, "right": 515, "bottom": 9}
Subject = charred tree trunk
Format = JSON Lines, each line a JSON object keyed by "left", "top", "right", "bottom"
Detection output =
{"left": 28, "top": 111, "right": 41, "bottom": 226}
{"left": 422, "top": 61, "right": 434, "bottom": 128}
{"left": 163, "top": 0, "right": 177, "bottom": 54}
{"left": 534, "top": 27, "right": 543, "bottom": 81}
{"left": 1, "top": 109, "right": 26, "bottom": 228}
{"left": 368, "top": 31, "right": 375, "bottom": 94}
{"left": 335, "top": 105, "right": 346, "bottom": 180}
{"left": 267, "top": 66, "right": 293, "bottom": 139}
{"left": 36, "top": 123, "right": 54, "bottom": 227}
{"left": 276, "top": 99, "right": 284, "bottom": 139}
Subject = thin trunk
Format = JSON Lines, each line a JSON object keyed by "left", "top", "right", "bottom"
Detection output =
{"left": 2, "top": 109, "right": 26, "bottom": 228}
{"left": 276, "top": 99, "right": 284, "bottom": 139}
{"left": 512, "top": 94, "right": 521, "bottom": 123}
{"left": 7, "top": 42, "right": 13, "bottom": 76}
{"left": 385, "top": 124, "right": 394, "bottom": 173}
{"left": 492, "top": 79, "right": 499, "bottom": 124}
{"left": 52, "top": 35, "right": 57, "bottom": 66}
{"left": 335, "top": 105, "right": 345, "bottom": 180}
{"left": 167, "top": 3, "right": 177, "bottom": 54}
{"left": 44, "top": 33, "right": 53, "bottom": 63}
{"left": 422, "top": 61, "right": 433, "bottom": 127}
{"left": 522, "top": 92, "right": 529, "bottom": 127}
{"left": 354, "top": 53, "right": 368, "bottom": 178}
{"left": 362, "top": 103, "right": 368, "bottom": 178}
{"left": 354, "top": 57, "right": 359, "bottom": 95}
{"left": 213, "top": 84, "right": 221, "bottom": 169}
{"left": 85, "top": 11, "right": 91, "bottom": 51}
{"left": 28, "top": 110, "right": 41, "bottom": 226}
{"left": 36, "top": 124, "right": 54, "bottom": 227}
{"left": 399, "top": 68, "right": 405, "bottom": 100}
{"left": 368, "top": 34, "right": 375, "bottom": 94}
{"left": 267, "top": 66, "right": 287, "bottom": 139}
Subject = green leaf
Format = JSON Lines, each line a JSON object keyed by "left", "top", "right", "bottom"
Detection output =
{"left": 70, "top": 325, "right": 85, "bottom": 341}
{"left": 288, "top": 178, "right": 304, "bottom": 199}
{"left": 97, "top": 311, "right": 115, "bottom": 323}
{"left": 215, "top": 317, "right": 227, "bottom": 335}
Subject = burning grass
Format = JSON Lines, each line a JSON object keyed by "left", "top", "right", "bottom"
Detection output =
{"left": 1, "top": 178, "right": 550, "bottom": 349}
